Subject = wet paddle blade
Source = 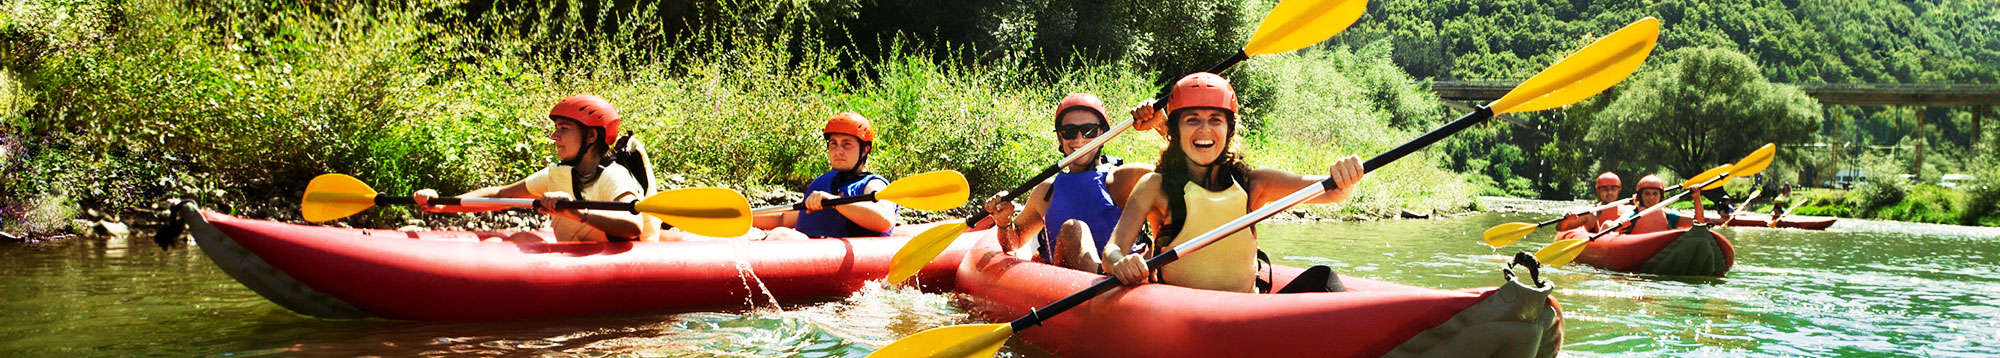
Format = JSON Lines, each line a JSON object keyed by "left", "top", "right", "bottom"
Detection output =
{"left": 1242, "top": 0, "right": 1369, "bottom": 56}
{"left": 300, "top": 174, "right": 379, "bottom": 223}
{"left": 886, "top": 222, "right": 968, "bottom": 283}
{"left": 876, "top": 170, "right": 971, "bottom": 212}
{"left": 867, "top": 323, "right": 1010, "bottom": 358}
{"left": 1535, "top": 238, "right": 1590, "bottom": 268}
{"left": 635, "top": 187, "right": 752, "bottom": 238}
{"left": 1482, "top": 222, "right": 1540, "bottom": 248}
{"left": 1490, "top": 17, "right": 1660, "bottom": 114}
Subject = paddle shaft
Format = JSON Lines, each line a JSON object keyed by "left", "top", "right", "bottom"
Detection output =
{"left": 376, "top": 195, "right": 640, "bottom": 213}
{"left": 1006, "top": 105, "right": 1496, "bottom": 331}
{"left": 752, "top": 193, "right": 880, "bottom": 214}
{"left": 964, "top": 52, "right": 1254, "bottom": 226}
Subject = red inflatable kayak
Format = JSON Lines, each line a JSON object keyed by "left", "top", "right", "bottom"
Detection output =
{"left": 1701, "top": 213, "right": 1837, "bottom": 230}
{"left": 176, "top": 203, "right": 969, "bottom": 321}
{"left": 1558, "top": 226, "right": 1734, "bottom": 276}
{"left": 953, "top": 229, "right": 1564, "bottom": 357}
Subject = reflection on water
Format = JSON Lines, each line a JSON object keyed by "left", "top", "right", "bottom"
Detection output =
{"left": 3, "top": 201, "right": 1997, "bottom": 356}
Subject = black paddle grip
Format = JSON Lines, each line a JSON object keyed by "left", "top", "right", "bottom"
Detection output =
{"left": 794, "top": 193, "right": 877, "bottom": 211}
{"left": 555, "top": 200, "right": 639, "bottom": 214}
{"left": 966, "top": 164, "right": 1062, "bottom": 225}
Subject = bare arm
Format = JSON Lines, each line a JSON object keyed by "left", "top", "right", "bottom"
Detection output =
{"left": 1105, "top": 163, "right": 1155, "bottom": 208}
{"left": 1002, "top": 183, "right": 1054, "bottom": 252}
{"left": 1101, "top": 173, "right": 1167, "bottom": 285}
{"left": 570, "top": 191, "right": 644, "bottom": 241}
{"left": 1245, "top": 155, "right": 1363, "bottom": 208}
{"left": 413, "top": 180, "right": 534, "bottom": 213}
{"left": 831, "top": 179, "right": 898, "bottom": 234}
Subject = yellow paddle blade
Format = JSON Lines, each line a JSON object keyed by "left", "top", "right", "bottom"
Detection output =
{"left": 635, "top": 187, "right": 752, "bottom": 238}
{"left": 877, "top": 170, "right": 971, "bottom": 212}
{"left": 886, "top": 222, "right": 969, "bottom": 283}
{"left": 1481, "top": 222, "right": 1540, "bottom": 248}
{"left": 1683, "top": 164, "right": 1734, "bottom": 190}
{"left": 300, "top": 174, "right": 379, "bottom": 223}
{"left": 868, "top": 323, "right": 1011, "bottom": 358}
{"left": 1729, "top": 143, "right": 1777, "bottom": 179}
{"left": 1242, "top": 0, "right": 1368, "bottom": 56}
{"left": 1490, "top": 17, "right": 1660, "bottom": 114}
{"left": 1535, "top": 238, "right": 1590, "bottom": 268}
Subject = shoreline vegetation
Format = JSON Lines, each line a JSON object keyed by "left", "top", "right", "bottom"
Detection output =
{"left": 5, "top": 1, "right": 1996, "bottom": 240}
{"left": 1, "top": 0, "right": 1480, "bottom": 239}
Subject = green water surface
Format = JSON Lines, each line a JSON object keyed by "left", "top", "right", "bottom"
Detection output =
{"left": 3, "top": 200, "right": 1996, "bottom": 356}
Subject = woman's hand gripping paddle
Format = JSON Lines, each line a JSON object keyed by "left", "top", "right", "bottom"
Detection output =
{"left": 882, "top": 0, "right": 1372, "bottom": 286}
{"left": 751, "top": 171, "right": 970, "bottom": 214}
{"left": 869, "top": 16, "right": 1662, "bottom": 358}
{"left": 300, "top": 173, "right": 754, "bottom": 237}
{"left": 1535, "top": 143, "right": 1775, "bottom": 267}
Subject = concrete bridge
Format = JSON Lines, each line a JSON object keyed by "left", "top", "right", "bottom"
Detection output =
{"left": 1433, "top": 81, "right": 2000, "bottom": 106}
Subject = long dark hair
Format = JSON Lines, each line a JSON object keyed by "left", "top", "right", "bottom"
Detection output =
{"left": 1152, "top": 108, "right": 1252, "bottom": 247}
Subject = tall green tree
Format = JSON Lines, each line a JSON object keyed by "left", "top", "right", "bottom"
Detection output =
{"left": 1586, "top": 47, "right": 1823, "bottom": 176}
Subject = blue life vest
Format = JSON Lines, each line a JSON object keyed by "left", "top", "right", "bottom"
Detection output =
{"left": 1040, "top": 161, "right": 1124, "bottom": 261}
{"left": 797, "top": 170, "right": 894, "bottom": 238}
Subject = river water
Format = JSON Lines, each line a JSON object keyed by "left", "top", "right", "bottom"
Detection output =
{"left": 3, "top": 199, "right": 1997, "bottom": 356}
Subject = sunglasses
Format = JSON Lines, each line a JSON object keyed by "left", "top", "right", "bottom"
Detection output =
{"left": 1054, "top": 123, "right": 1107, "bottom": 140}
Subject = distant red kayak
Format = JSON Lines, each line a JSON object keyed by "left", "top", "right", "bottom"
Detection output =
{"left": 177, "top": 204, "right": 969, "bottom": 321}
{"left": 1559, "top": 226, "right": 1735, "bottom": 277}
{"left": 1702, "top": 213, "right": 1837, "bottom": 230}
{"left": 954, "top": 229, "right": 1564, "bottom": 357}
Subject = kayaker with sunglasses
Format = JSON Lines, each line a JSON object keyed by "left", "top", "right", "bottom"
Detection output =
{"left": 978, "top": 93, "right": 1157, "bottom": 272}
{"left": 753, "top": 112, "right": 900, "bottom": 240}
{"left": 1102, "top": 73, "right": 1365, "bottom": 293}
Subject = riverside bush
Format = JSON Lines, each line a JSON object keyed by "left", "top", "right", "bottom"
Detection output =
{"left": 2, "top": 0, "right": 1478, "bottom": 232}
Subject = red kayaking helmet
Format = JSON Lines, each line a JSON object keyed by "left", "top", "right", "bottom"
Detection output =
{"left": 1596, "top": 172, "right": 1622, "bottom": 188}
{"left": 549, "top": 94, "right": 621, "bottom": 146}
{"left": 1637, "top": 175, "right": 1667, "bottom": 191}
{"left": 1165, "top": 72, "right": 1239, "bottom": 118}
{"left": 1055, "top": 93, "right": 1108, "bottom": 126}
{"left": 822, "top": 111, "right": 876, "bottom": 143}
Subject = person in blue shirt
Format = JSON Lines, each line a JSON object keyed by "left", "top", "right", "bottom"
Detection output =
{"left": 754, "top": 112, "right": 898, "bottom": 239}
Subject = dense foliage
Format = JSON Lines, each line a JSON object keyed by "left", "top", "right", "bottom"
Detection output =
{"left": 0, "top": 0, "right": 1478, "bottom": 233}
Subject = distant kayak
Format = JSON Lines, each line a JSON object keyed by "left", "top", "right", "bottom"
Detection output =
{"left": 1558, "top": 226, "right": 1735, "bottom": 277}
{"left": 176, "top": 203, "right": 970, "bottom": 321}
{"left": 1702, "top": 213, "right": 1837, "bottom": 230}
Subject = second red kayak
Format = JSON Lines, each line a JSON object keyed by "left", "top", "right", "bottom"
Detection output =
{"left": 954, "top": 229, "right": 1564, "bottom": 357}
{"left": 1702, "top": 213, "right": 1837, "bottom": 230}
{"left": 176, "top": 202, "right": 970, "bottom": 321}
{"left": 1558, "top": 226, "right": 1735, "bottom": 276}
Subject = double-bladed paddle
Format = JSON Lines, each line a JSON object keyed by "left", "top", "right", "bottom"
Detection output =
{"left": 300, "top": 173, "right": 753, "bottom": 237}
{"left": 750, "top": 170, "right": 971, "bottom": 213}
{"left": 883, "top": 0, "right": 1372, "bottom": 285}
{"left": 1534, "top": 143, "right": 1776, "bottom": 267}
{"left": 869, "top": 16, "right": 1662, "bottom": 358}
{"left": 1481, "top": 198, "right": 1632, "bottom": 248}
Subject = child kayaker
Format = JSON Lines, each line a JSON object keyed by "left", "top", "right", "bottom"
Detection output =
{"left": 1099, "top": 73, "right": 1365, "bottom": 293}
{"left": 1560, "top": 171, "right": 1629, "bottom": 232}
{"left": 753, "top": 112, "right": 899, "bottom": 240}
{"left": 411, "top": 94, "right": 650, "bottom": 243}
{"left": 977, "top": 93, "right": 1156, "bottom": 271}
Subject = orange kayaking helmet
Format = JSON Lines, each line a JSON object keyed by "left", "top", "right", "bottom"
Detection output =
{"left": 548, "top": 94, "right": 620, "bottom": 146}
{"left": 1596, "top": 172, "right": 1622, "bottom": 188}
{"left": 822, "top": 111, "right": 876, "bottom": 143}
{"left": 1165, "top": 72, "right": 1239, "bottom": 118}
{"left": 1055, "top": 93, "right": 1109, "bottom": 126}
{"left": 1637, "top": 175, "right": 1667, "bottom": 191}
